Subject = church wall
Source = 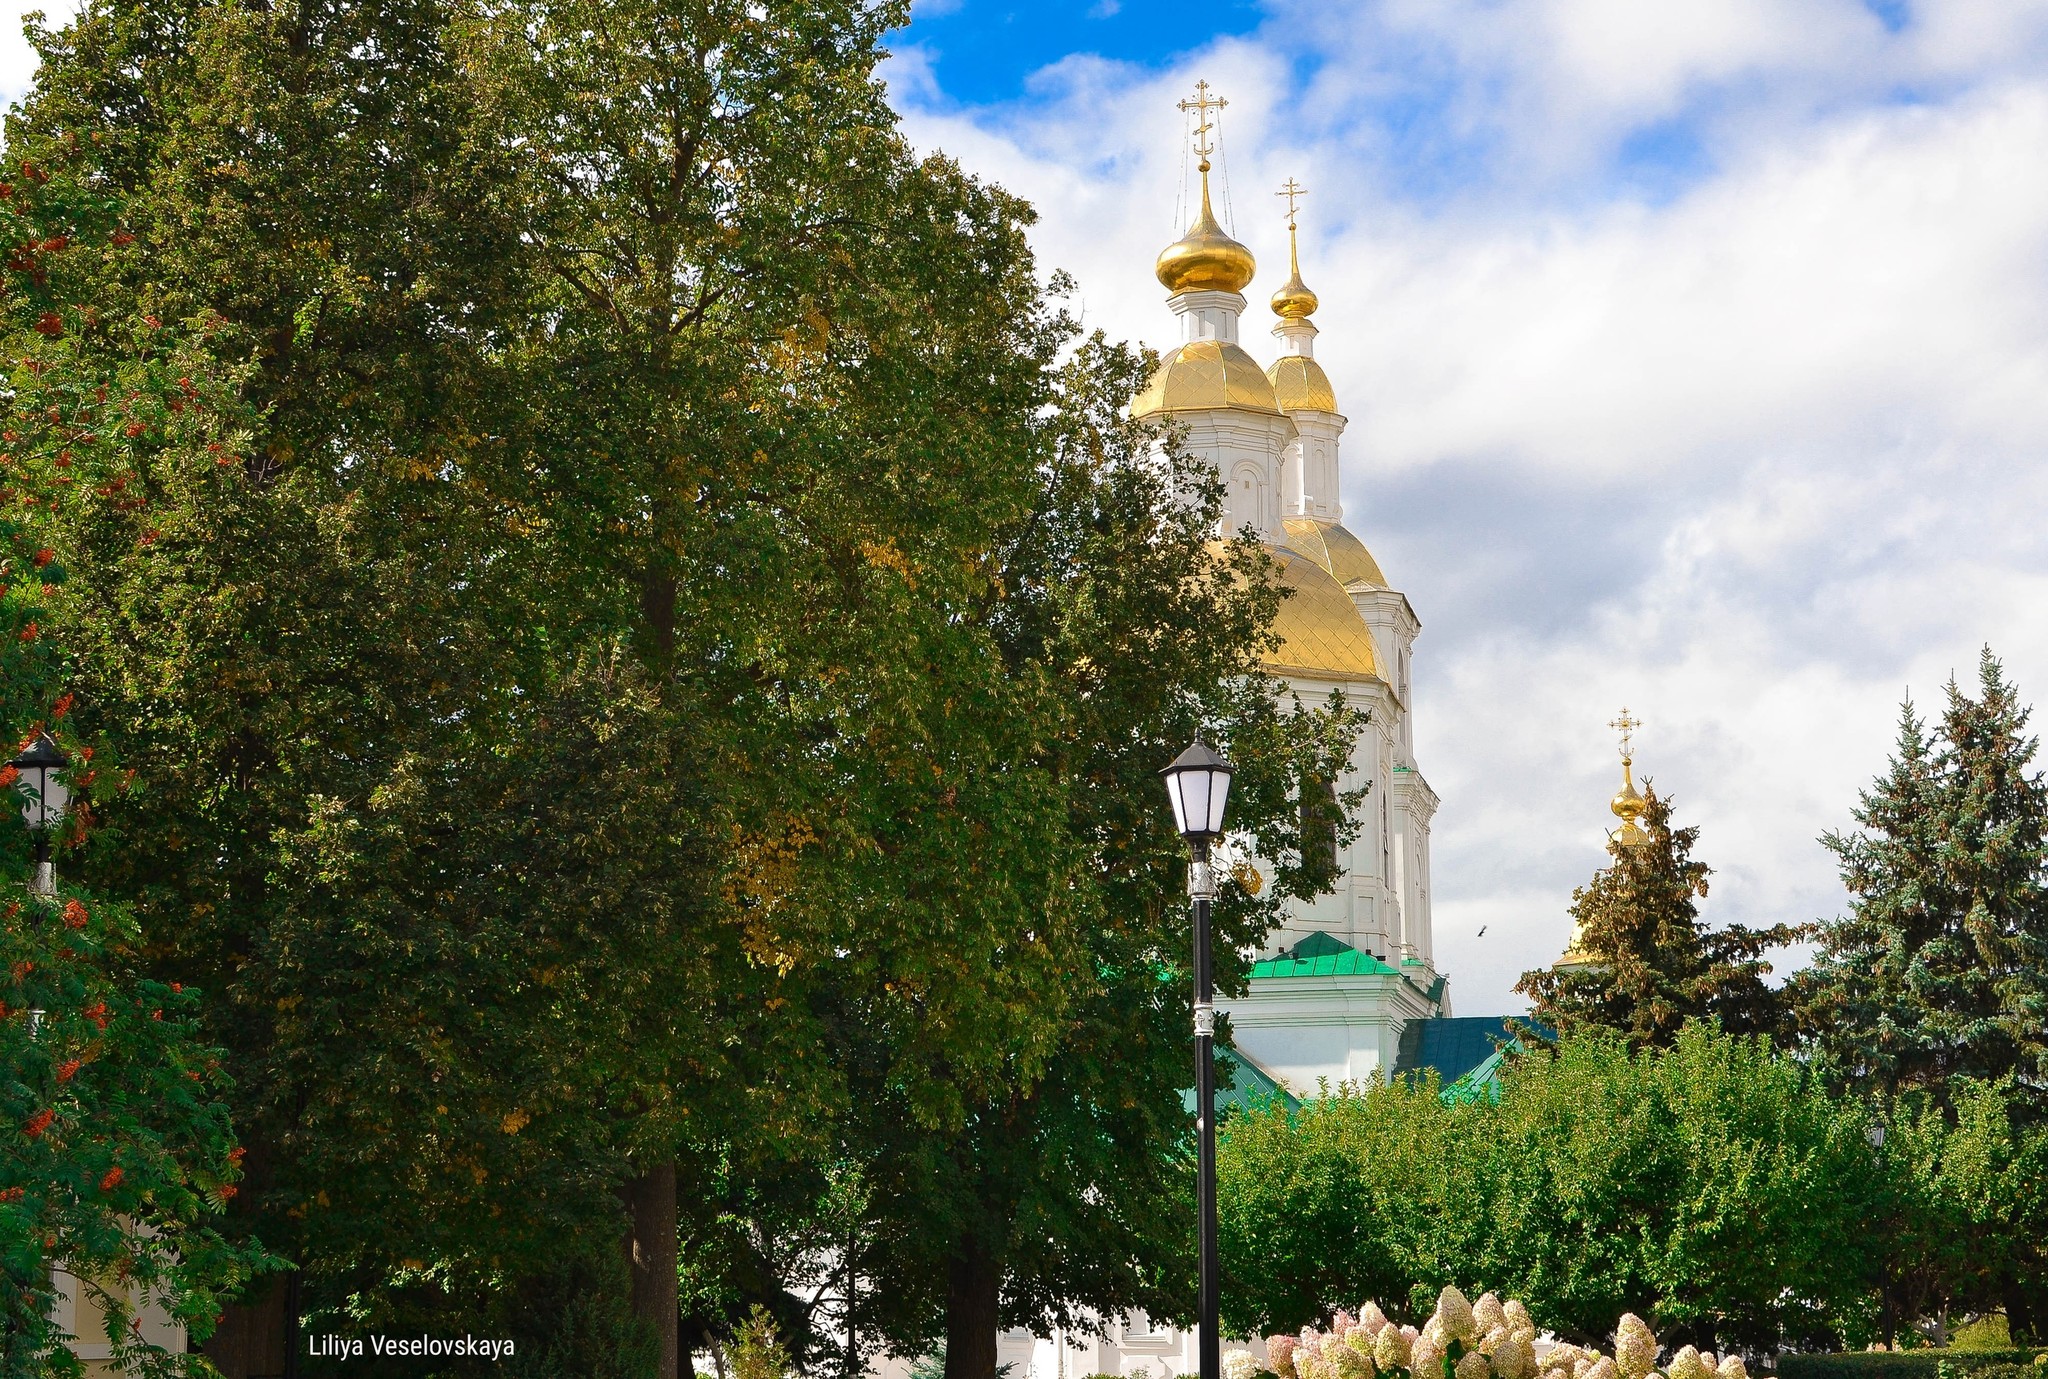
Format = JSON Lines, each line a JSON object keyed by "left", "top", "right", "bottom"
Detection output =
{"left": 1175, "top": 411, "right": 1298, "bottom": 541}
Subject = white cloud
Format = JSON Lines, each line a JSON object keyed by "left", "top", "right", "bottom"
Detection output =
{"left": 889, "top": 9, "right": 2048, "bottom": 1014}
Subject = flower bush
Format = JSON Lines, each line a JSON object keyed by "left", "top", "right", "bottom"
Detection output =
{"left": 1264, "top": 1288, "right": 1750, "bottom": 1379}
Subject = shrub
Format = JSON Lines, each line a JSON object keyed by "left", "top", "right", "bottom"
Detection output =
{"left": 1777, "top": 1353, "right": 2047, "bottom": 1379}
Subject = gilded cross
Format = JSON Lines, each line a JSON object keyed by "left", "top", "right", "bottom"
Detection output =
{"left": 1277, "top": 178, "right": 1307, "bottom": 229}
{"left": 1609, "top": 708, "right": 1641, "bottom": 764}
{"left": 1178, "top": 80, "right": 1228, "bottom": 163}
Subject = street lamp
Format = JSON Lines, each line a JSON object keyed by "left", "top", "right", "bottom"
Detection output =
{"left": 1160, "top": 735, "right": 1234, "bottom": 1379}
{"left": 10, "top": 730, "right": 70, "bottom": 896}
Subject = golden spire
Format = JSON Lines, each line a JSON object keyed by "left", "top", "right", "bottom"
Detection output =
{"left": 1270, "top": 177, "right": 1318, "bottom": 320}
{"left": 1608, "top": 708, "right": 1647, "bottom": 846}
{"left": 1155, "top": 80, "right": 1256, "bottom": 296}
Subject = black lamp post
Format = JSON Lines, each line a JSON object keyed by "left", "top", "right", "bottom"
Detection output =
{"left": 10, "top": 730, "right": 70, "bottom": 896}
{"left": 1160, "top": 735, "right": 1234, "bottom": 1379}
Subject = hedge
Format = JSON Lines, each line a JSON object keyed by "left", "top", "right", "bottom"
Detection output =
{"left": 1777, "top": 1352, "right": 2048, "bottom": 1379}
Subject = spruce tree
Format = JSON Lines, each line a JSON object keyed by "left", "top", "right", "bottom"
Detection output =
{"left": 1516, "top": 789, "right": 1805, "bottom": 1048}
{"left": 1799, "top": 649, "right": 2048, "bottom": 1111}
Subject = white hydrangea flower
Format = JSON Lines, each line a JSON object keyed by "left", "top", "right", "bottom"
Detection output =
{"left": 1363, "top": 1304, "right": 1392, "bottom": 1337}
{"left": 1454, "top": 1352, "right": 1492, "bottom": 1379}
{"left": 1718, "top": 1357, "right": 1748, "bottom": 1379}
{"left": 1374, "top": 1325, "right": 1412, "bottom": 1372}
{"left": 1666, "top": 1345, "right": 1706, "bottom": 1379}
{"left": 1411, "top": 1333, "right": 1443, "bottom": 1379}
{"left": 1475, "top": 1294, "right": 1508, "bottom": 1336}
{"left": 1226, "top": 1352, "right": 1263, "bottom": 1379}
{"left": 1585, "top": 1355, "right": 1619, "bottom": 1379}
{"left": 1699, "top": 1355, "right": 1716, "bottom": 1373}
{"left": 1504, "top": 1302, "right": 1534, "bottom": 1332}
{"left": 1494, "top": 1336, "right": 1536, "bottom": 1379}
{"left": 1613, "top": 1316, "right": 1658, "bottom": 1379}
{"left": 1435, "top": 1288, "right": 1479, "bottom": 1344}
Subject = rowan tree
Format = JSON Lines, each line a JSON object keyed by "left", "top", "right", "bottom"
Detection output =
{"left": 0, "top": 157, "right": 270, "bottom": 1378}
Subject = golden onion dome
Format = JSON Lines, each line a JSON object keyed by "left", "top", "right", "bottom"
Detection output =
{"left": 1267, "top": 355, "right": 1338, "bottom": 413}
{"left": 1262, "top": 543, "right": 1386, "bottom": 683}
{"left": 1131, "top": 339, "right": 1283, "bottom": 417}
{"left": 1280, "top": 517, "right": 1389, "bottom": 590}
{"left": 1611, "top": 761, "right": 1649, "bottom": 846}
{"left": 1271, "top": 190, "right": 1319, "bottom": 319}
{"left": 1270, "top": 269, "right": 1318, "bottom": 320}
{"left": 1156, "top": 173, "right": 1256, "bottom": 297}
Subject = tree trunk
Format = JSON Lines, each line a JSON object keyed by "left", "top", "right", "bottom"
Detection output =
{"left": 201, "top": 1275, "right": 290, "bottom": 1379}
{"left": 942, "top": 1237, "right": 1000, "bottom": 1379}
{"left": 2005, "top": 1281, "right": 2037, "bottom": 1347}
{"left": 623, "top": 1163, "right": 679, "bottom": 1379}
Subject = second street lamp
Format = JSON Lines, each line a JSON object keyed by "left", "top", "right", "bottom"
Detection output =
{"left": 10, "top": 729, "right": 70, "bottom": 896}
{"left": 1160, "top": 735, "right": 1234, "bottom": 1379}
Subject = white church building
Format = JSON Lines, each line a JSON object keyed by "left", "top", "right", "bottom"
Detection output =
{"left": 976, "top": 89, "right": 1519, "bottom": 1379}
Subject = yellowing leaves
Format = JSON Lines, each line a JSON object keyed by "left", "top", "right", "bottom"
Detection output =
{"left": 725, "top": 814, "right": 820, "bottom": 976}
{"left": 500, "top": 1108, "right": 530, "bottom": 1135}
{"left": 858, "top": 538, "right": 915, "bottom": 586}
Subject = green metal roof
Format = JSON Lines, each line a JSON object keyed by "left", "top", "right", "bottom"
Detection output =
{"left": 1183, "top": 1047, "right": 1301, "bottom": 1117}
{"left": 1249, "top": 930, "right": 1402, "bottom": 979}
{"left": 1393, "top": 1017, "right": 1552, "bottom": 1106}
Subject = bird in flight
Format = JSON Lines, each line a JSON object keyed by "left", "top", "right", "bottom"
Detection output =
{"left": 1476, "top": 926, "right": 1488, "bottom": 938}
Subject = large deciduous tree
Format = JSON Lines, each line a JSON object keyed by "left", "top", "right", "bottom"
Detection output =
{"left": 7, "top": 0, "right": 1365, "bottom": 1372}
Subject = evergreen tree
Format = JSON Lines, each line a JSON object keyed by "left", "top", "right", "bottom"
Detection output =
{"left": 1515, "top": 789, "right": 1805, "bottom": 1049}
{"left": 1798, "top": 650, "right": 2048, "bottom": 1112}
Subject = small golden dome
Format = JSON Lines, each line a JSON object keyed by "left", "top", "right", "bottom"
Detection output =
{"left": 1131, "top": 339, "right": 1283, "bottom": 417}
{"left": 1611, "top": 759, "right": 1648, "bottom": 846}
{"left": 1271, "top": 185, "right": 1319, "bottom": 319}
{"left": 1611, "top": 775, "right": 1645, "bottom": 823}
{"left": 1271, "top": 270, "right": 1318, "bottom": 320}
{"left": 1267, "top": 355, "right": 1338, "bottom": 413}
{"left": 1280, "top": 517, "right": 1389, "bottom": 590}
{"left": 1156, "top": 173, "right": 1256, "bottom": 297}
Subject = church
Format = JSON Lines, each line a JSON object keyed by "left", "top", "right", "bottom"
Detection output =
{"left": 986, "top": 87, "right": 1522, "bottom": 1379}
{"left": 1133, "top": 85, "right": 1508, "bottom": 1105}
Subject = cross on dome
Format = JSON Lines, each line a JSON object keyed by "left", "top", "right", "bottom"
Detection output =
{"left": 1155, "top": 81, "right": 1255, "bottom": 297}
{"left": 1277, "top": 177, "right": 1307, "bottom": 229}
{"left": 1609, "top": 707, "right": 1641, "bottom": 764}
{"left": 1178, "top": 79, "right": 1228, "bottom": 171}
{"left": 1607, "top": 708, "right": 1648, "bottom": 845}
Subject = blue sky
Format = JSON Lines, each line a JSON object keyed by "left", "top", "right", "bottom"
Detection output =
{"left": 895, "top": 0, "right": 1267, "bottom": 106}
{"left": 883, "top": 0, "right": 2048, "bottom": 1015}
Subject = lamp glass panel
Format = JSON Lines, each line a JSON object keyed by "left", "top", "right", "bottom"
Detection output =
{"left": 1179, "top": 769, "right": 1213, "bottom": 840}
{"left": 1200, "top": 767, "right": 1231, "bottom": 835}
{"left": 15, "top": 768, "right": 42, "bottom": 830}
{"left": 1166, "top": 774, "right": 1193, "bottom": 837}
{"left": 16, "top": 768, "right": 68, "bottom": 832}
{"left": 40, "top": 773, "right": 69, "bottom": 829}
